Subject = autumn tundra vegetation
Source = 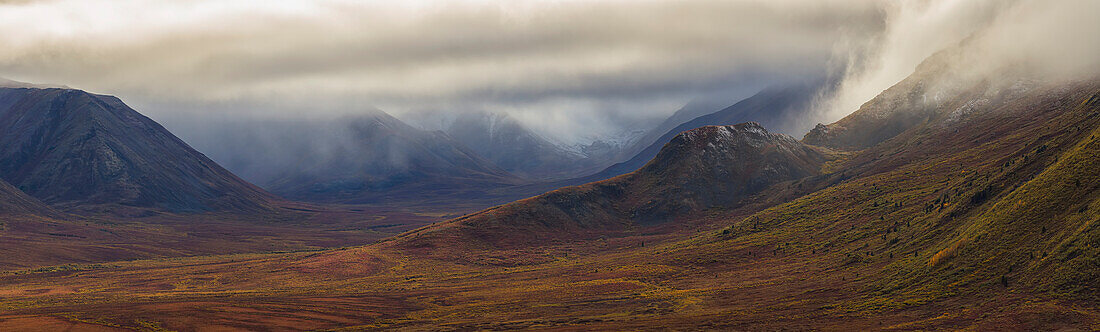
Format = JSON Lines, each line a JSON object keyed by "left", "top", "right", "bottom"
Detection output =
{"left": 0, "top": 1, "right": 1098, "bottom": 330}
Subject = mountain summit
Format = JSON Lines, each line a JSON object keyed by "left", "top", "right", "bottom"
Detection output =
{"left": 591, "top": 81, "right": 822, "bottom": 181}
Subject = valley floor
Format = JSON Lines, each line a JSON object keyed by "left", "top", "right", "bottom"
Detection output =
{"left": 0, "top": 204, "right": 441, "bottom": 271}
{"left": 0, "top": 220, "right": 1095, "bottom": 331}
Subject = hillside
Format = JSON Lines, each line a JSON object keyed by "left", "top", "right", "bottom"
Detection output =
{"left": 0, "top": 87, "right": 278, "bottom": 214}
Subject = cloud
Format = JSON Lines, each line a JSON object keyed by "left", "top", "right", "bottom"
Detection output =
{"left": 4, "top": 0, "right": 1092, "bottom": 143}
{"left": 0, "top": 0, "right": 886, "bottom": 141}
{"left": 818, "top": 0, "right": 1100, "bottom": 123}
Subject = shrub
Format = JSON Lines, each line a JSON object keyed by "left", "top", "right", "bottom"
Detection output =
{"left": 929, "top": 237, "right": 968, "bottom": 268}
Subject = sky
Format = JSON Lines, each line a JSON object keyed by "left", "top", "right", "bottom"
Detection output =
{"left": 0, "top": 0, "right": 1097, "bottom": 144}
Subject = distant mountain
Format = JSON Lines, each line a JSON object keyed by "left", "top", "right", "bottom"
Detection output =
{"left": 617, "top": 96, "right": 749, "bottom": 163}
{"left": 396, "top": 122, "right": 826, "bottom": 249}
{"left": 195, "top": 112, "right": 526, "bottom": 207}
{"left": 439, "top": 112, "right": 601, "bottom": 180}
{"left": 587, "top": 81, "right": 823, "bottom": 181}
{"left": 0, "top": 87, "right": 278, "bottom": 214}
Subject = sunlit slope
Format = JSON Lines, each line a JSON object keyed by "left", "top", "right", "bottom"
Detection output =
{"left": 704, "top": 80, "right": 1100, "bottom": 318}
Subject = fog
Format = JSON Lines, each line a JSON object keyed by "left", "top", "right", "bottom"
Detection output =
{"left": 821, "top": 0, "right": 1100, "bottom": 121}
{"left": 0, "top": 0, "right": 884, "bottom": 143}
{"left": 0, "top": 0, "right": 1096, "bottom": 151}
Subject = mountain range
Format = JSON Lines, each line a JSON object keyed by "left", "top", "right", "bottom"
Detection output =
{"left": 0, "top": 34, "right": 1097, "bottom": 329}
{"left": 167, "top": 85, "right": 819, "bottom": 211}
{"left": 2, "top": 64, "right": 1093, "bottom": 329}
{"left": 432, "top": 111, "right": 610, "bottom": 180}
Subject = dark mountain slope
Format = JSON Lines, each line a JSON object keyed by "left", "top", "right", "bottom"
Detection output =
{"left": 589, "top": 81, "right": 821, "bottom": 181}
{"left": 396, "top": 122, "right": 827, "bottom": 250}
{"left": 0, "top": 87, "right": 278, "bottom": 214}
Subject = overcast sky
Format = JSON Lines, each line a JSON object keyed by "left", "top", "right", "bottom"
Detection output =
{"left": 1, "top": 0, "right": 1096, "bottom": 143}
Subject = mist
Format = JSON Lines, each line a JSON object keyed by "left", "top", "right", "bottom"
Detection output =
{"left": 0, "top": 0, "right": 1096, "bottom": 171}
{"left": 818, "top": 0, "right": 1100, "bottom": 123}
{"left": 0, "top": 0, "right": 885, "bottom": 143}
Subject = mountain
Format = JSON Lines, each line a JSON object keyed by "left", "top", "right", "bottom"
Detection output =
{"left": 397, "top": 122, "right": 827, "bottom": 249}
{"left": 0, "top": 87, "right": 278, "bottom": 214}
{"left": 437, "top": 112, "right": 602, "bottom": 180}
{"left": 192, "top": 112, "right": 525, "bottom": 207}
{"left": 405, "top": 111, "right": 644, "bottom": 181}
{"left": 587, "top": 81, "right": 823, "bottom": 181}
{"left": 617, "top": 96, "right": 750, "bottom": 163}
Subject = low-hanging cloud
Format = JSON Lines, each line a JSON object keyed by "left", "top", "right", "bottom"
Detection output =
{"left": 2, "top": 0, "right": 1095, "bottom": 144}
{"left": 0, "top": 0, "right": 886, "bottom": 142}
{"left": 818, "top": 0, "right": 1100, "bottom": 123}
